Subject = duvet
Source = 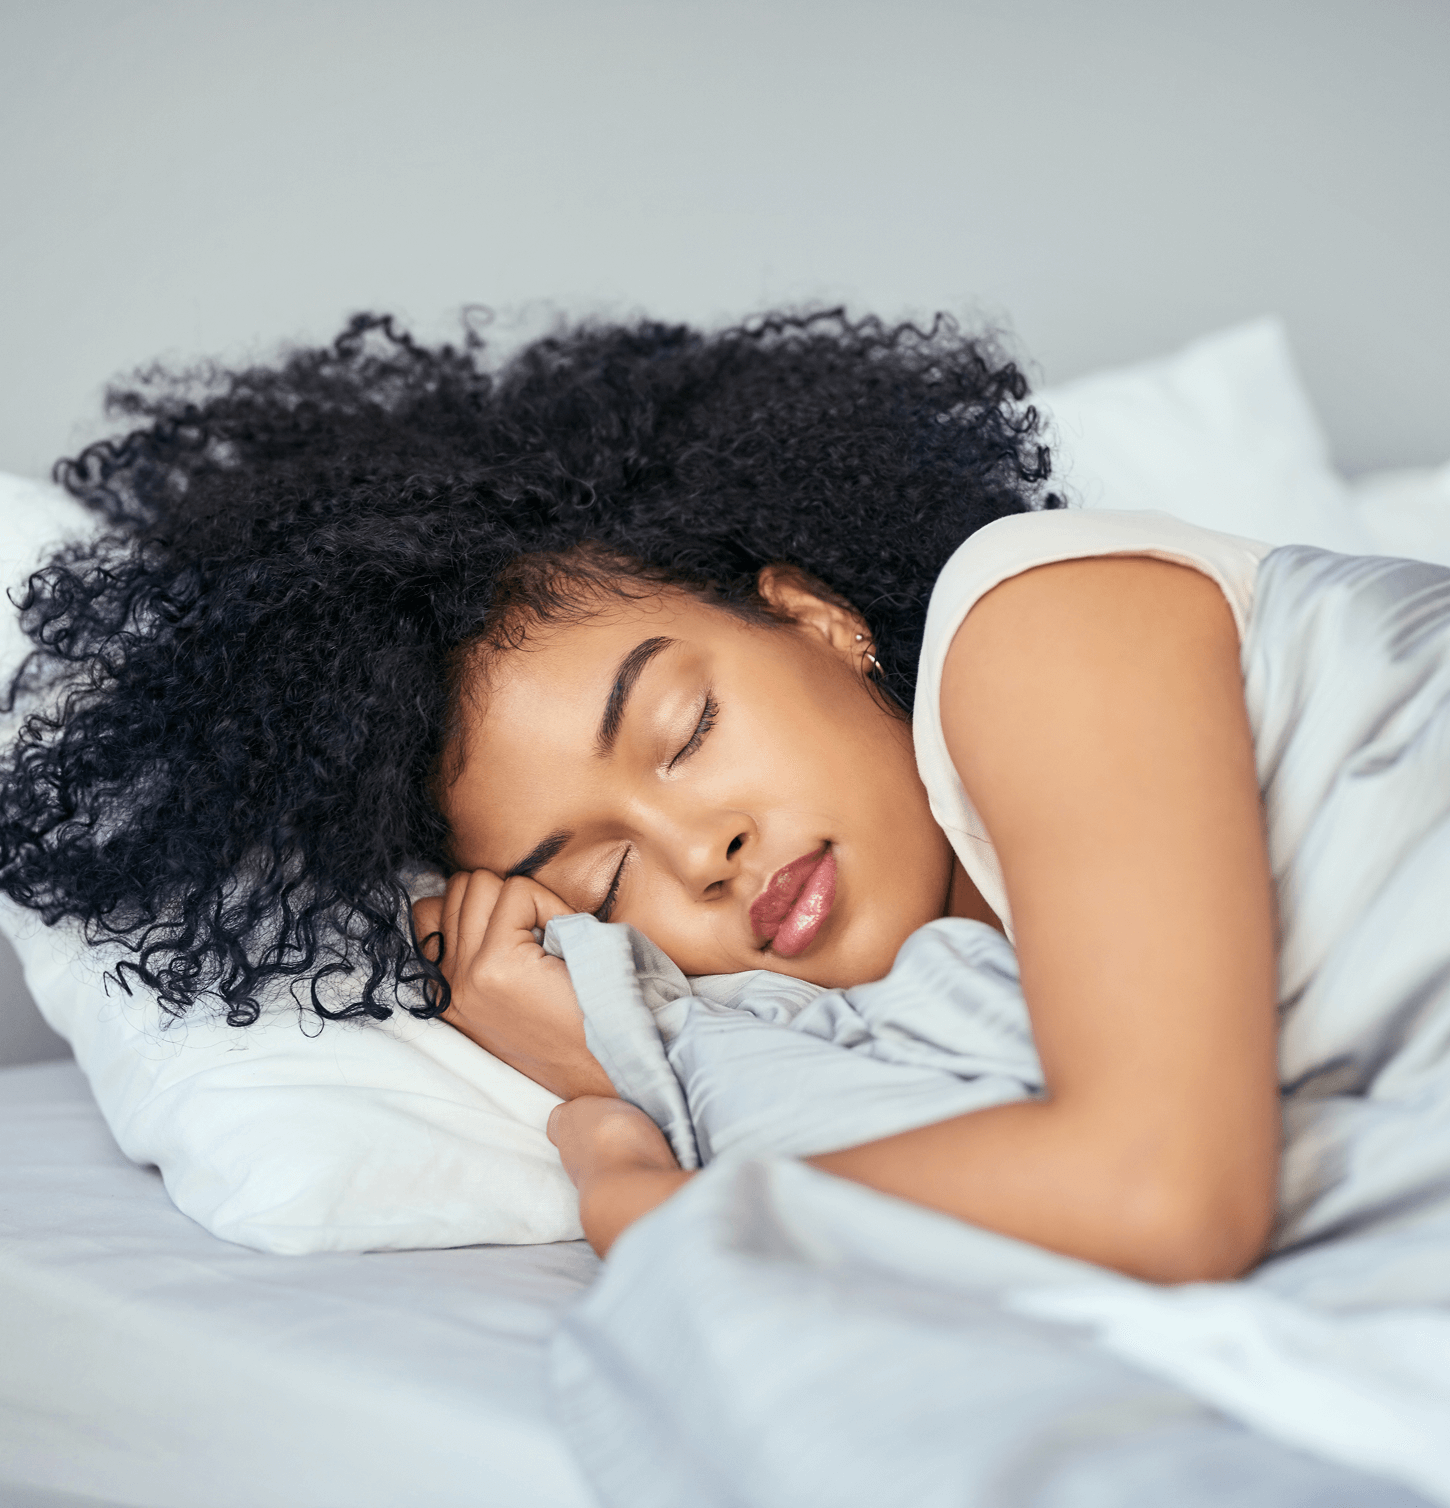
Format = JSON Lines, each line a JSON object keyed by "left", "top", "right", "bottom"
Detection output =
{"left": 544, "top": 545, "right": 1450, "bottom": 1508}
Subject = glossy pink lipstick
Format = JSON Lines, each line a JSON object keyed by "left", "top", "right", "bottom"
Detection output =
{"left": 750, "top": 845, "right": 837, "bottom": 958}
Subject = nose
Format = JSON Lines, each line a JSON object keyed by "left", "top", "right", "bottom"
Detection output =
{"left": 654, "top": 805, "right": 753, "bottom": 899}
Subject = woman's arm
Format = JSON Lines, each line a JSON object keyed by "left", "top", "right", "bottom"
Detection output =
{"left": 548, "top": 1097, "right": 692, "bottom": 1253}
{"left": 561, "top": 556, "right": 1280, "bottom": 1281}
{"left": 811, "top": 555, "right": 1280, "bottom": 1282}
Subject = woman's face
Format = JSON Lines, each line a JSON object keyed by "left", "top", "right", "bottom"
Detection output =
{"left": 441, "top": 574, "right": 956, "bottom": 987}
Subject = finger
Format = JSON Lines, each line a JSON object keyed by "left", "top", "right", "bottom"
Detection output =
{"left": 484, "top": 874, "right": 579, "bottom": 953}
{"left": 482, "top": 880, "right": 578, "bottom": 959}
{"left": 521, "top": 873, "right": 573, "bottom": 917}
{"left": 439, "top": 870, "right": 472, "bottom": 956}
{"left": 411, "top": 896, "right": 445, "bottom": 958}
{"left": 454, "top": 869, "right": 505, "bottom": 961}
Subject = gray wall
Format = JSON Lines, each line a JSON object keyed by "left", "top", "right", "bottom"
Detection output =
{"left": 1, "top": 0, "right": 1447, "bottom": 481}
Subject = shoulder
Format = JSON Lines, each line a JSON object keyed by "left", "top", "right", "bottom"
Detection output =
{"left": 945, "top": 551, "right": 1243, "bottom": 718}
{"left": 939, "top": 520, "right": 1252, "bottom": 793}
{"left": 908, "top": 510, "right": 1270, "bottom": 928}
{"left": 922, "top": 510, "right": 1270, "bottom": 681}
{"left": 941, "top": 548, "right": 1256, "bottom": 906}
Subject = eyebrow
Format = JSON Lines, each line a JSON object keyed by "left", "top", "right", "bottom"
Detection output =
{"left": 596, "top": 636, "right": 675, "bottom": 757}
{"left": 505, "top": 828, "right": 573, "bottom": 881}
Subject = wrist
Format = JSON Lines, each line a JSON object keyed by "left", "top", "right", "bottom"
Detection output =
{"left": 579, "top": 1166, "right": 694, "bottom": 1257}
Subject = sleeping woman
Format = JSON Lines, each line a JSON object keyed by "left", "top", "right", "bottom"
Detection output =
{"left": 0, "top": 310, "right": 1280, "bottom": 1284}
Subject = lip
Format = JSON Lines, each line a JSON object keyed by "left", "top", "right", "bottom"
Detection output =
{"left": 750, "top": 845, "right": 837, "bottom": 959}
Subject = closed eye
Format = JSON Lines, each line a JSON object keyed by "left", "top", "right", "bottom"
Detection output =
{"left": 668, "top": 690, "right": 719, "bottom": 771}
{"left": 594, "top": 849, "right": 629, "bottom": 923}
{"left": 595, "top": 692, "right": 716, "bottom": 921}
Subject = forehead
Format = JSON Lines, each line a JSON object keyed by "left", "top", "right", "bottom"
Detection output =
{"left": 475, "top": 589, "right": 742, "bottom": 709}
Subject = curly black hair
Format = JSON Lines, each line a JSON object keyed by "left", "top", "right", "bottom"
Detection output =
{"left": 0, "top": 308, "right": 1060, "bottom": 1028}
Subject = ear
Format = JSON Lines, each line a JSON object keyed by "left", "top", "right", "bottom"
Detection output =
{"left": 756, "top": 564, "right": 867, "bottom": 654}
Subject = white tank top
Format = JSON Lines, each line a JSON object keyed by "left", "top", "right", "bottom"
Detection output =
{"left": 912, "top": 508, "right": 1272, "bottom": 938}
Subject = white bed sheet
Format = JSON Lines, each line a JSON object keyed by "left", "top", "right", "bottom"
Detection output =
{"left": 0, "top": 1060, "right": 600, "bottom": 1508}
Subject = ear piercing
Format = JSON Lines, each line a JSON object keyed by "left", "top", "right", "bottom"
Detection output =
{"left": 855, "top": 632, "right": 883, "bottom": 676}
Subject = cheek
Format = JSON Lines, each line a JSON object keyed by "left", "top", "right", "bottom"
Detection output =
{"left": 733, "top": 654, "right": 881, "bottom": 784}
{"left": 725, "top": 648, "right": 940, "bottom": 862}
{"left": 621, "top": 885, "right": 740, "bottom": 976}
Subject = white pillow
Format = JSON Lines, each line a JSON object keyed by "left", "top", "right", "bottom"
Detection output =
{"left": 0, "top": 473, "right": 582, "bottom": 1253}
{"left": 1034, "top": 318, "right": 1372, "bottom": 554}
{"left": 1347, "top": 462, "right": 1450, "bottom": 568}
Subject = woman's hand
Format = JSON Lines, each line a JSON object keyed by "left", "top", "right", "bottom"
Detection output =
{"left": 548, "top": 1096, "right": 692, "bottom": 1256}
{"left": 412, "top": 871, "right": 616, "bottom": 1102}
{"left": 547, "top": 1095, "right": 679, "bottom": 1188}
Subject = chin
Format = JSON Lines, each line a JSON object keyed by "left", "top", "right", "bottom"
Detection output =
{"left": 798, "top": 933, "right": 907, "bottom": 990}
{"left": 832, "top": 904, "right": 942, "bottom": 987}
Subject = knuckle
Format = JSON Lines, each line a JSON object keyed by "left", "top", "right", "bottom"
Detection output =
{"left": 465, "top": 954, "right": 502, "bottom": 996}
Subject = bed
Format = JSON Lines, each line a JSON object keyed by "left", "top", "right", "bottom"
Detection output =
{"left": 3, "top": 321, "right": 1449, "bottom": 1508}
{"left": 0, "top": 1058, "right": 598, "bottom": 1508}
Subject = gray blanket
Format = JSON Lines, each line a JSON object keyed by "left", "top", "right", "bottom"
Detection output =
{"left": 544, "top": 545, "right": 1450, "bottom": 1508}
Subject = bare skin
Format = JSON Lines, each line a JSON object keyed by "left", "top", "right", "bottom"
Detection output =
{"left": 415, "top": 557, "right": 1279, "bottom": 1284}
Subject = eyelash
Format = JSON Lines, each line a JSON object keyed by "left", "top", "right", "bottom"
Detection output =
{"left": 594, "top": 691, "right": 720, "bottom": 924}
{"left": 594, "top": 854, "right": 627, "bottom": 923}
{"left": 668, "top": 690, "right": 719, "bottom": 771}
